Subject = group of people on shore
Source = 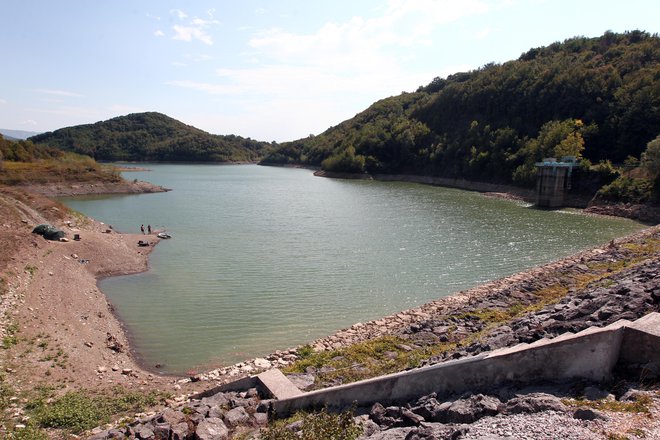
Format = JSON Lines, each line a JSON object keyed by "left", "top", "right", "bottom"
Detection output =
{"left": 140, "top": 224, "right": 152, "bottom": 234}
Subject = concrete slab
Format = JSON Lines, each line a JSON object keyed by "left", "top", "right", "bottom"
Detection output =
{"left": 257, "top": 369, "right": 303, "bottom": 400}
{"left": 625, "top": 312, "right": 660, "bottom": 336}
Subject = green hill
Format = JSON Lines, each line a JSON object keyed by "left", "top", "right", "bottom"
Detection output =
{"left": 261, "top": 31, "right": 659, "bottom": 190}
{"left": 29, "top": 112, "right": 272, "bottom": 162}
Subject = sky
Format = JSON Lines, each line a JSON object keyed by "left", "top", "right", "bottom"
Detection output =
{"left": 1, "top": 1, "right": 658, "bottom": 142}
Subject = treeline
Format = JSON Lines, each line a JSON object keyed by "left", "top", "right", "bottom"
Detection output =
{"left": 0, "top": 135, "right": 64, "bottom": 162}
{"left": 261, "top": 31, "right": 659, "bottom": 195}
{"left": 29, "top": 112, "right": 273, "bottom": 162}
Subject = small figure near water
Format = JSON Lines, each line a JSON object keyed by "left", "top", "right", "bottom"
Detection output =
{"left": 147, "top": 224, "right": 152, "bottom": 234}
{"left": 140, "top": 224, "right": 145, "bottom": 234}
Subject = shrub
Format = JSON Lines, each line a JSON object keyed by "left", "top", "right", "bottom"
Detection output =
{"left": 321, "top": 146, "right": 365, "bottom": 173}
{"left": 596, "top": 176, "right": 653, "bottom": 204}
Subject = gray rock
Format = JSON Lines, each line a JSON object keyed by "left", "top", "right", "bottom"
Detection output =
{"left": 223, "top": 406, "right": 250, "bottom": 427}
{"left": 582, "top": 386, "right": 614, "bottom": 401}
{"left": 208, "top": 405, "right": 225, "bottom": 419}
{"left": 360, "top": 419, "right": 381, "bottom": 436}
{"left": 501, "top": 393, "right": 566, "bottom": 414}
{"left": 194, "top": 417, "right": 229, "bottom": 440}
{"left": 134, "top": 424, "right": 155, "bottom": 439}
{"left": 171, "top": 422, "right": 190, "bottom": 440}
{"left": 201, "top": 393, "right": 230, "bottom": 408}
{"left": 158, "top": 408, "right": 186, "bottom": 426}
{"left": 401, "top": 408, "right": 425, "bottom": 426}
{"left": 444, "top": 394, "right": 501, "bottom": 423}
{"left": 287, "top": 373, "right": 316, "bottom": 390}
{"left": 573, "top": 408, "right": 609, "bottom": 421}
{"left": 152, "top": 422, "right": 171, "bottom": 440}
{"left": 253, "top": 411, "right": 269, "bottom": 426}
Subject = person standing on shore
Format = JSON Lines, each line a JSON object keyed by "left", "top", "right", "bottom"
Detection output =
{"left": 140, "top": 224, "right": 145, "bottom": 234}
{"left": 147, "top": 225, "right": 152, "bottom": 234}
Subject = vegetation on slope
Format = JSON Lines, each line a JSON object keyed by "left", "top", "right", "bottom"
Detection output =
{"left": 262, "top": 31, "right": 660, "bottom": 198}
{"left": 0, "top": 135, "right": 120, "bottom": 185}
{"left": 29, "top": 112, "right": 273, "bottom": 162}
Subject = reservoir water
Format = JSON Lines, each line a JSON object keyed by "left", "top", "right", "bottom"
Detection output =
{"left": 61, "top": 164, "right": 644, "bottom": 374}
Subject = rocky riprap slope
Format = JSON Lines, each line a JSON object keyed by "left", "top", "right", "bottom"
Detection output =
{"left": 357, "top": 382, "right": 658, "bottom": 440}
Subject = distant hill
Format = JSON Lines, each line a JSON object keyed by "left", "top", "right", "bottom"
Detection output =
{"left": 262, "top": 31, "right": 659, "bottom": 188}
{"left": 29, "top": 112, "right": 272, "bottom": 162}
{"left": 0, "top": 129, "right": 41, "bottom": 141}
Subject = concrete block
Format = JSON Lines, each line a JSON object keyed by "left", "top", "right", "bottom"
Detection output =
{"left": 257, "top": 369, "right": 303, "bottom": 400}
{"left": 619, "top": 312, "right": 660, "bottom": 367}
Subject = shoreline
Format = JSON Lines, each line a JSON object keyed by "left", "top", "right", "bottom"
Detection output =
{"left": 0, "top": 184, "right": 209, "bottom": 403}
{"left": 312, "top": 169, "right": 660, "bottom": 224}
{"left": 1, "top": 178, "right": 657, "bottom": 398}
{"left": 193, "top": 224, "right": 659, "bottom": 385}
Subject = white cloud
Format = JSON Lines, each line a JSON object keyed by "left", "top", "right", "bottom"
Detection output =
{"left": 21, "top": 120, "right": 37, "bottom": 126}
{"left": 170, "top": 9, "right": 187, "bottom": 20}
{"left": 170, "top": 12, "right": 219, "bottom": 45}
{"left": 172, "top": 61, "right": 187, "bottom": 67}
{"left": 247, "top": 0, "right": 490, "bottom": 72}
{"left": 154, "top": 30, "right": 165, "bottom": 37}
{"left": 169, "top": 0, "right": 496, "bottom": 140}
{"left": 0, "top": 98, "right": 7, "bottom": 104}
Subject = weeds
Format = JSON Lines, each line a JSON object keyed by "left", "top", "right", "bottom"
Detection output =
{"left": 261, "top": 407, "right": 361, "bottom": 440}
{"left": 24, "top": 264, "right": 37, "bottom": 277}
{"left": 2, "top": 322, "right": 20, "bottom": 349}
{"left": 563, "top": 395, "right": 652, "bottom": 414}
{"left": 26, "top": 386, "right": 169, "bottom": 434}
{"left": 284, "top": 336, "right": 456, "bottom": 387}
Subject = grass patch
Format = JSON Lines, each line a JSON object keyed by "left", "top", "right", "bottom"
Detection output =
{"left": 458, "top": 302, "right": 527, "bottom": 324}
{"left": 26, "top": 386, "right": 170, "bottom": 434}
{"left": 563, "top": 395, "right": 652, "bottom": 414}
{"left": 2, "top": 322, "right": 20, "bottom": 349}
{"left": 0, "top": 156, "right": 121, "bottom": 186}
{"left": 261, "top": 407, "right": 361, "bottom": 440}
{"left": 284, "top": 336, "right": 457, "bottom": 387}
{"left": 24, "top": 264, "right": 38, "bottom": 277}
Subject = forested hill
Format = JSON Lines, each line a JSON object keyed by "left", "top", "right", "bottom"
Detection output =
{"left": 29, "top": 112, "right": 272, "bottom": 162}
{"left": 261, "top": 31, "right": 659, "bottom": 188}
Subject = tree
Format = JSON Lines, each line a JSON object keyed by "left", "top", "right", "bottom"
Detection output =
{"left": 641, "top": 134, "right": 660, "bottom": 179}
{"left": 641, "top": 135, "right": 660, "bottom": 201}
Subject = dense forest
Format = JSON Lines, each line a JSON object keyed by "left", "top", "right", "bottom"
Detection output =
{"left": 29, "top": 112, "right": 273, "bottom": 163}
{"left": 261, "top": 31, "right": 659, "bottom": 196}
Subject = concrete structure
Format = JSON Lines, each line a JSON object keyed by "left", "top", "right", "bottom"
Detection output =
{"left": 535, "top": 156, "right": 578, "bottom": 208}
{"left": 232, "top": 312, "right": 660, "bottom": 417}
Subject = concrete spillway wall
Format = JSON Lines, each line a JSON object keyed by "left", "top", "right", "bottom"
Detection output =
{"left": 255, "top": 313, "right": 660, "bottom": 417}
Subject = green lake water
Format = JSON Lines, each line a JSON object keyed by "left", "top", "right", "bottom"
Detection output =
{"left": 60, "top": 164, "right": 644, "bottom": 374}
